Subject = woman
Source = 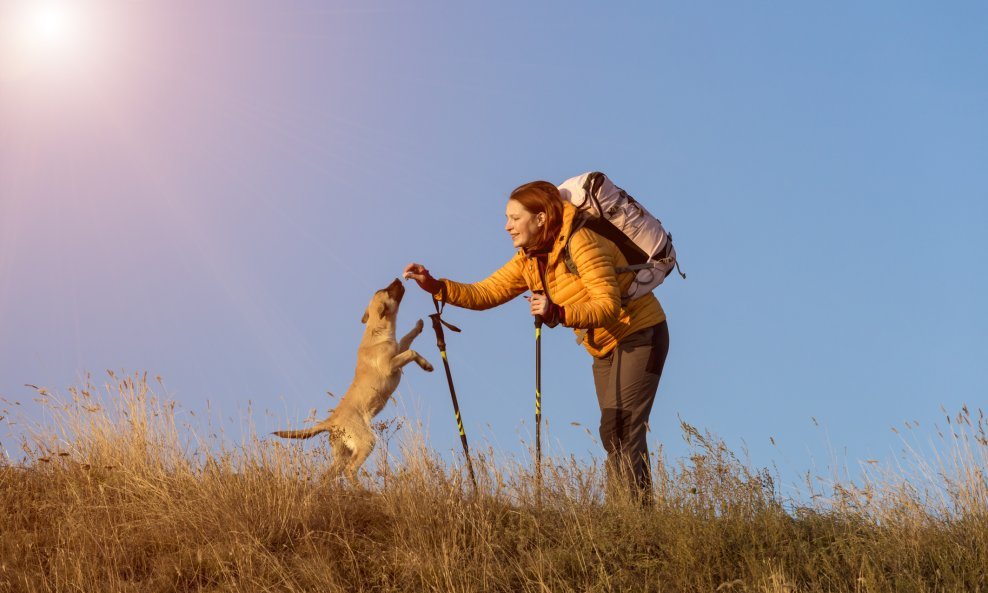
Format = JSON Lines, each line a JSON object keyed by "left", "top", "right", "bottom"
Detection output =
{"left": 403, "top": 180, "right": 669, "bottom": 502}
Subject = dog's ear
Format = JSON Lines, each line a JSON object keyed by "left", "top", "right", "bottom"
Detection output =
{"left": 377, "top": 302, "right": 388, "bottom": 318}
{"left": 361, "top": 309, "right": 369, "bottom": 324}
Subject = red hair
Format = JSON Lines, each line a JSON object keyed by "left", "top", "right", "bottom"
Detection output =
{"left": 508, "top": 181, "right": 563, "bottom": 253}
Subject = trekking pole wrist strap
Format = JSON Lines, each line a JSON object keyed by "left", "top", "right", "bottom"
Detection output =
{"left": 430, "top": 284, "right": 460, "bottom": 350}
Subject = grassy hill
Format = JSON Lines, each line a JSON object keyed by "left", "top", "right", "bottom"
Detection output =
{"left": 1, "top": 373, "right": 985, "bottom": 592}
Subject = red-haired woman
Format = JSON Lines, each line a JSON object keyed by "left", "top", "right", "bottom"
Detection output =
{"left": 404, "top": 180, "right": 668, "bottom": 503}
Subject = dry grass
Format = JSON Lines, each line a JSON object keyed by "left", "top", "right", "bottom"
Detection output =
{"left": 1, "top": 372, "right": 986, "bottom": 592}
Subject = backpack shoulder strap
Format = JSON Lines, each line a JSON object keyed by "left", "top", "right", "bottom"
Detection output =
{"left": 564, "top": 213, "right": 638, "bottom": 307}
{"left": 563, "top": 213, "right": 589, "bottom": 277}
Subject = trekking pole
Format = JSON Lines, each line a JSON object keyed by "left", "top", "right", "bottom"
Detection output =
{"left": 428, "top": 299, "right": 478, "bottom": 493}
{"left": 533, "top": 290, "right": 544, "bottom": 501}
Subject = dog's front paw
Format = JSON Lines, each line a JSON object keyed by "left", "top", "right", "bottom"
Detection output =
{"left": 421, "top": 359, "right": 434, "bottom": 372}
{"left": 415, "top": 319, "right": 424, "bottom": 333}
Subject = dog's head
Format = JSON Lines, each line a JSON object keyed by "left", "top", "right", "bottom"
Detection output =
{"left": 361, "top": 278, "right": 405, "bottom": 325}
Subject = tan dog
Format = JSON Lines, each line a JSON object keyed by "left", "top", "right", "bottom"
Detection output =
{"left": 273, "top": 278, "right": 433, "bottom": 481}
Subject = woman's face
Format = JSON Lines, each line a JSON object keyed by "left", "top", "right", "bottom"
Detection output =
{"left": 505, "top": 199, "right": 545, "bottom": 250}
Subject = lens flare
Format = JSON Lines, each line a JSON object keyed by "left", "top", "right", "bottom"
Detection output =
{"left": 25, "top": 2, "right": 78, "bottom": 51}
{"left": 32, "top": 5, "right": 68, "bottom": 40}
{"left": 0, "top": 1, "right": 109, "bottom": 84}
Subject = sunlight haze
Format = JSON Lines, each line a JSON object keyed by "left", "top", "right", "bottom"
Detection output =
{"left": 1, "top": 1, "right": 986, "bottom": 497}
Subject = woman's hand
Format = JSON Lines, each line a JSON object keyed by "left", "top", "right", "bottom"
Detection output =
{"left": 526, "top": 292, "right": 549, "bottom": 317}
{"left": 526, "top": 291, "right": 564, "bottom": 327}
{"left": 403, "top": 262, "right": 443, "bottom": 294}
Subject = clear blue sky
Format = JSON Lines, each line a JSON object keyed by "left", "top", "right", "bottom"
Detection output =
{"left": 2, "top": 1, "right": 986, "bottom": 494}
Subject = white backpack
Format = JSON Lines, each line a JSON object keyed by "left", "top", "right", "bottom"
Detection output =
{"left": 557, "top": 172, "right": 684, "bottom": 301}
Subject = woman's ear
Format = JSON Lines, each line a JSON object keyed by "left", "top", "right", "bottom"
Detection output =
{"left": 361, "top": 310, "right": 369, "bottom": 324}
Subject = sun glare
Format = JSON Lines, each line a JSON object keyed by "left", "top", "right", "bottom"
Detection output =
{"left": 29, "top": 4, "right": 73, "bottom": 46}
{"left": 0, "top": 1, "right": 113, "bottom": 84}
{"left": 23, "top": 2, "right": 82, "bottom": 54}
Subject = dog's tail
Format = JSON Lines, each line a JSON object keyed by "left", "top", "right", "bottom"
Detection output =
{"left": 272, "top": 426, "right": 325, "bottom": 440}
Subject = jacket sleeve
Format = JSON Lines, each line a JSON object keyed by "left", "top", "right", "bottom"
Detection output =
{"left": 561, "top": 228, "right": 622, "bottom": 329}
{"left": 435, "top": 253, "right": 529, "bottom": 310}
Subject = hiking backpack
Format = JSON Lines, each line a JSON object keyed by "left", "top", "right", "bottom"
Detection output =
{"left": 557, "top": 172, "right": 684, "bottom": 301}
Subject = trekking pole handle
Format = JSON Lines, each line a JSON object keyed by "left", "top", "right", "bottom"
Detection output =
{"left": 532, "top": 290, "right": 544, "bottom": 328}
{"left": 429, "top": 313, "right": 461, "bottom": 350}
{"left": 429, "top": 313, "right": 446, "bottom": 349}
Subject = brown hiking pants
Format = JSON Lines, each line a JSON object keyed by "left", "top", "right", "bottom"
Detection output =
{"left": 591, "top": 321, "right": 669, "bottom": 502}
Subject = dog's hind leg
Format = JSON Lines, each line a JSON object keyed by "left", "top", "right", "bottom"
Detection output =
{"left": 390, "top": 350, "right": 433, "bottom": 373}
{"left": 344, "top": 428, "right": 376, "bottom": 484}
{"left": 326, "top": 424, "right": 357, "bottom": 480}
{"left": 397, "top": 319, "right": 425, "bottom": 353}
{"left": 327, "top": 443, "right": 351, "bottom": 480}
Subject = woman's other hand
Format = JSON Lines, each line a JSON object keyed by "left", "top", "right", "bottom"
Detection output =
{"left": 526, "top": 292, "right": 549, "bottom": 317}
{"left": 526, "top": 292, "right": 564, "bottom": 327}
{"left": 403, "top": 262, "right": 443, "bottom": 294}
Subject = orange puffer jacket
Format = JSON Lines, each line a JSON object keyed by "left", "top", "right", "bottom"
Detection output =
{"left": 436, "top": 202, "right": 666, "bottom": 358}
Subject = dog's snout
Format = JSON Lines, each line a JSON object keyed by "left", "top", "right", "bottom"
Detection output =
{"left": 387, "top": 277, "right": 405, "bottom": 300}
